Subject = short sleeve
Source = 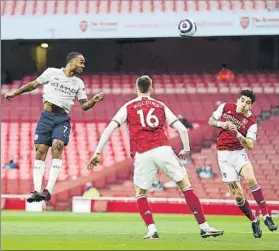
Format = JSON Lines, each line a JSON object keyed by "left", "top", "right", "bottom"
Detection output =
{"left": 111, "top": 105, "right": 127, "bottom": 127}
{"left": 165, "top": 106, "right": 179, "bottom": 126}
{"left": 76, "top": 79, "right": 87, "bottom": 100}
{"left": 36, "top": 68, "right": 52, "bottom": 85}
{"left": 246, "top": 123, "right": 257, "bottom": 142}
{"left": 212, "top": 103, "right": 226, "bottom": 120}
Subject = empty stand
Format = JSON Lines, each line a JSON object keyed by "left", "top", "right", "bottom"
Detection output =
{"left": 2, "top": 117, "right": 279, "bottom": 201}
{"left": 1, "top": 0, "right": 273, "bottom": 16}
{"left": 1, "top": 73, "right": 279, "bottom": 122}
{"left": 1, "top": 93, "right": 278, "bottom": 121}
{"left": 1, "top": 72, "right": 279, "bottom": 203}
{"left": 96, "top": 117, "right": 279, "bottom": 201}
{"left": 1, "top": 121, "right": 178, "bottom": 192}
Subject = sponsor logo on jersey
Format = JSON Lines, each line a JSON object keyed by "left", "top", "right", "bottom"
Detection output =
{"left": 51, "top": 82, "right": 77, "bottom": 95}
{"left": 223, "top": 113, "right": 243, "bottom": 129}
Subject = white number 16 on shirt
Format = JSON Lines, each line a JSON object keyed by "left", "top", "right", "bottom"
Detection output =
{"left": 137, "top": 108, "right": 159, "bottom": 128}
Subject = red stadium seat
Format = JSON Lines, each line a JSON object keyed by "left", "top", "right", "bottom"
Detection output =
{"left": 1, "top": 72, "right": 279, "bottom": 206}
{"left": 0, "top": 0, "right": 272, "bottom": 16}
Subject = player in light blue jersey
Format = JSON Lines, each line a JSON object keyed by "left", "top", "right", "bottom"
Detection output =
{"left": 5, "top": 52, "right": 104, "bottom": 202}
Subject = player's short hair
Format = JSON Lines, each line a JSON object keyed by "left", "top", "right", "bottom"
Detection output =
{"left": 239, "top": 89, "right": 256, "bottom": 103}
{"left": 136, "top": 75, "right": 152, "bottom": 93}
{"left": 66, "top": 52, "right": 83, "bottom": 64}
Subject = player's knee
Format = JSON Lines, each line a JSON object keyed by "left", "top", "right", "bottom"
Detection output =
{"left": 136, "top": 190, "right": 147, "bottom": 197}
{"left": 241, "top": 164, "right": 256, "bottom": 185}
{"left": 176, "top": 175, "right": 191, "bottom": 190}
{"left": 35, "top": 146, "right": 48, "bottom": 160}
{"left": 52, "top": 140, "right": 64, "bottom": 158}
{"left": 134, "top": 185, "right": 147, "bottom": 196}
{"left": 242, "top": 172, "right": 257, "bottom": 186}
{"left": 231, "top": 189, "right": 244, "bottom": 201}
{"left": 246, "top": 178, "right": 257, "bottom": 187}
{"left": 177, "top": 180, "right": 191, "bottom": 190}
{"left": 235, "top": 192, "right": 244, "bottom": 202}
{"left": 228, "top": 182, "right": 242, "bottom": 197}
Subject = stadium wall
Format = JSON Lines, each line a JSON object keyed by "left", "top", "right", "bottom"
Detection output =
{"left": 2, "top": 196, "right": 279, "bottom": 217}
{"left": 2, "top": 36, "right": 278, "bottom": 81}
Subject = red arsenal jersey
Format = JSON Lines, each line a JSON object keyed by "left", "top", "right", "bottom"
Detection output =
{"left": 212, "top": 103, "right": 257, "bottom": 151}
{"left": 111, "top": 96, "right": 179, "bottom": 157}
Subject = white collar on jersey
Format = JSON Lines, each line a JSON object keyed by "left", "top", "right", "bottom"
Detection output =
{"left": 138, "top": 94, "right": 151, "bottom": 98}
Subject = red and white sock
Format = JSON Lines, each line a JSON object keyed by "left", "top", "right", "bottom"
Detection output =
{"left": 181, "top": 187, "right": 207, "bottom": 226}
{"left": 250, "top": 184, "right": 269, "bottom": 218}
{"left": 236, "top": 198, "right": 257, "bottom": 222}
{"left": 136, "top": 195, "right": 156, "bottom": 232}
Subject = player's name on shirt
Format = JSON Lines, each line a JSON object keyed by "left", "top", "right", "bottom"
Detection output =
{"left": 133, "top": 99, "right": 162, "bottom": 109}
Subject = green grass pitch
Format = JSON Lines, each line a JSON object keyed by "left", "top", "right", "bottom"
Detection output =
{"left": 1, "top": 211, "right": 278, "bottom": 250}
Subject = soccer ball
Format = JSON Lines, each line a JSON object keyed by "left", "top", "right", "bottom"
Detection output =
{"left": 178, "top": 18, "right": 197, "bottom": 37}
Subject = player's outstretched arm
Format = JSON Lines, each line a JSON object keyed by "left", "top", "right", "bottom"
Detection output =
{"left": 87, "top": 121, "right": 119, "bottom": 169}
{"left": 172, "top": 121, "right": 190, "bottom": 151}
{"left": 87, "top": 104, "right": 127, "bottom": 169}
{"left": 164, "top": 106, "right": 191, "bottom": 159}
{"left": 5, "top": 81, "right": 40, "bottom": 100}
{"left": 172, "top": 120, "right": 191, "bottom": 160}
{"left": 79, "top": 92, "right": 104, "bottom": 111}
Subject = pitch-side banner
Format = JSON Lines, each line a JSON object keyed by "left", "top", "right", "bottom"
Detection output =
{"left": 2, "top": 11, "right": 279, "bottom": 39}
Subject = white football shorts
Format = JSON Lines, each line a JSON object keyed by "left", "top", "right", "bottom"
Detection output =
{"left": 133, "top": 146, "right": 187, "bottom": 190}
{"left": 217, "top": 149, "right": 251, "bottom": 183}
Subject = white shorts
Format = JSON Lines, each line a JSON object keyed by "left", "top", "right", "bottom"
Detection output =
{"left": 217, "top": 149, "right": 251, "bottom": 183}
{"left": 133, "top": 146, "right": 187, "bottom": 190}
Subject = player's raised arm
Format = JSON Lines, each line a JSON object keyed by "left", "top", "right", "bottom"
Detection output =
{"left": 77, "top": 78, "right": 104, "bottom": 111}
{"left": 208, "top": 103, "right": 229, "bottom": 129}
{"left": 5, "top": 68, "right": 53, "bottom": 100}
{"left": 87, "top": 105, "right": 127, "bottom": 169}
{"left": 79, "top": 92, "right": 104, "bottom": 111}
{"left": 5, "top": 81, "right": 40, "bottom": 100}
{"left": 165, "top": 106, "right": 190, "bottom": 159}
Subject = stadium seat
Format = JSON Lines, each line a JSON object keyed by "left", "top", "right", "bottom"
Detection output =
{"left": 96, "top": 117, "right": 279, "bottom": 201}
{"left": 1, "top": 73, "right": 279, "bottom": 206}
{"left": 1, "top": 0, "right": 271, "bottom": 16}
{"left": 2, "top": 73, "right": 278, "bottom": 122}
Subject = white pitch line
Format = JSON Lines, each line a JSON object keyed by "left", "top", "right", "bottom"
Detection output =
{"left": 1, "top": 232, "right": 278, "bottom": 235}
